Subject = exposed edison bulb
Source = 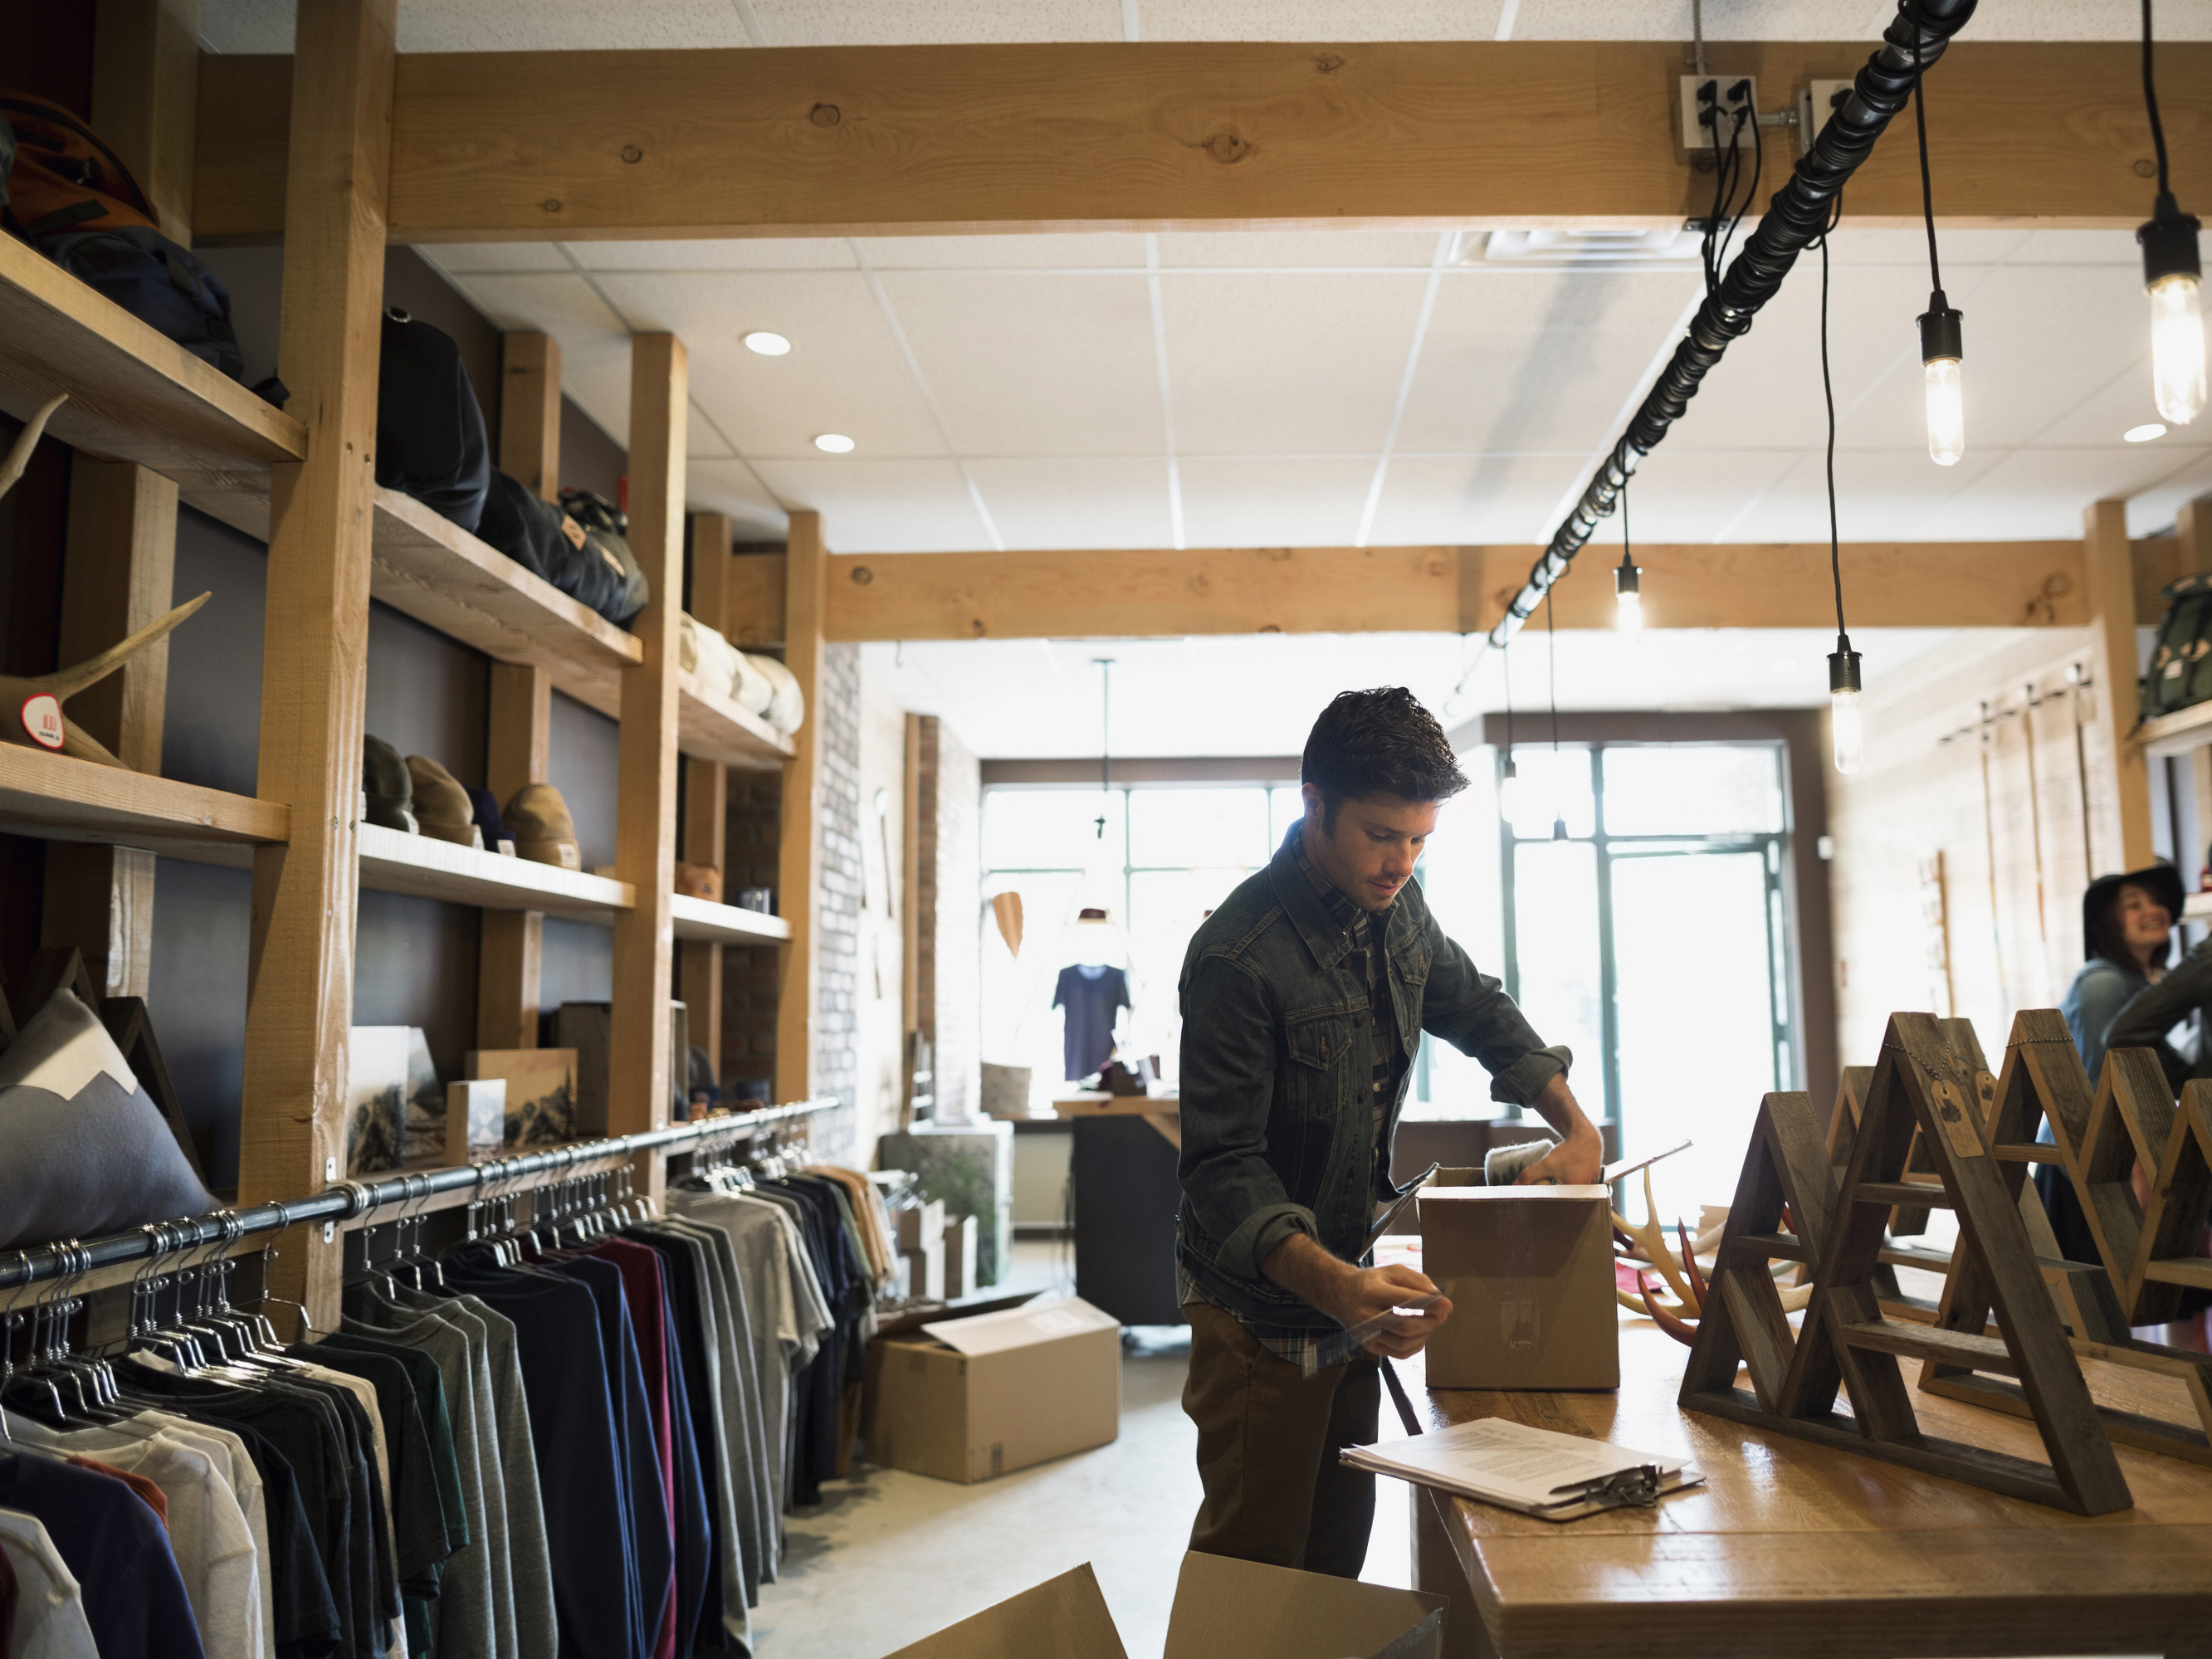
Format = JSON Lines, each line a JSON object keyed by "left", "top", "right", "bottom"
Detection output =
{"left": 1499, "top": 754, "right": 1526, "bottom": 825}
{"left": 1829, "top": 637, "right": 1863, "bottom": 776}
{"left": 2151, "top": 272, "right": 2206, "bottom": 425}
{"left": 1614, "top": 553, "right": 1642, "bottom": 636}
{"left": 1923, "top": 358, "right": 1965, "bottom": 466}
{"left": 1830, "top": 687, "right": 1863, "bottom": 774}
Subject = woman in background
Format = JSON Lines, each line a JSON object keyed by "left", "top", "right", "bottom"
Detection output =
{"left": 2048, "top": 864, "right": 2191, "bottom": 1262}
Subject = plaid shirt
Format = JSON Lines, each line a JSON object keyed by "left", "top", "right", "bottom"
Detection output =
{"left": 1179, "top": 824, "right": 1405, "bottom": 1369}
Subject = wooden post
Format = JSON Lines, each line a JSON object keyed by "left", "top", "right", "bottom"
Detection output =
{"left": 498, "top": 332, "right": 561, "bottom": 500}
{"left": 607, "top": 334, "right": 686, "bottom": 1196}
{"left": 477, "top": 662, "right": 550, "bottom": 1049}
{"left": 2183, "top": 495, "right": 2212, "bottom": 876}
{"left": 2086, "top": 499, "right": 2154, "bottom": 871}
{"left": 776, "top": 510, "right": 827, "bottom": 1105}
{"left": 237, "top": 0, "right": 394, "bottom": 1334}
{"left": 477, "top": 331, "right": 562, "bottom": 1050}
{"left": 91, "top": 0, "right": 200, "bottom": 244}
{"left": 40, "top": 461, "right": 178, "bottom": 997}
{"left": 681, "top": 511, "right": 733, "bottom": 1091}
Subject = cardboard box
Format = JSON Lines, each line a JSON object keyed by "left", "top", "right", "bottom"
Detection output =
{"left": 896, "top": 1198, "right": 948, "bottom": 1300}
{"left": 867, "top": 1295, "right": 1121, "bottom": 1483}
{"left": 945, "top": 1213, "right": 978, "bottom": 1300}
{"left": 883, "top": 1552, "right": 1446, "bottom": 1658}
{"left": 1417, "top": 1184, "right": 1619, "bottom": 1391}
{"left": 896, "top": 1199, "right": 947, "bottom": 1252}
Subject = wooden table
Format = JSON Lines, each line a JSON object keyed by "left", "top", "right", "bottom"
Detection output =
{"left": 1408, "top": 1321, "right": 2212, "bottom": 1658}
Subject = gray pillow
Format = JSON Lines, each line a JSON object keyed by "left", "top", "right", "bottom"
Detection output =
{"left": 0, "top": 988, "right": 215, "bottom": 1248}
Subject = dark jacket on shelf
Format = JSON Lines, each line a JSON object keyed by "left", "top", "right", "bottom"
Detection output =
{"left": 1174, "top": 823, "right": 1567, "bottom": 1336}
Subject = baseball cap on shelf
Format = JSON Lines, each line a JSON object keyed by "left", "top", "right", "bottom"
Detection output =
{"left": 505, "top": 782, "right": 581, "bottom": 871}
{"left": 407, "top": 755, "right": 481, "bottom": 849}
{"left": 362, "top": 734, "right": 416, "bottom": 833}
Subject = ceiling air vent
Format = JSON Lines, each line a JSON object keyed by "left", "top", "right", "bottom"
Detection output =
{"left": 1460, "top": 229, "right": 1705, "bottom": 270}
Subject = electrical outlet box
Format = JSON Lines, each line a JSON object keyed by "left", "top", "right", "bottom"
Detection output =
{"left": 1797, "top": 79, "right": 1855, "bottom": 155}
{"left": 1679, "top": 75, "right": 1759, "bottom": 151}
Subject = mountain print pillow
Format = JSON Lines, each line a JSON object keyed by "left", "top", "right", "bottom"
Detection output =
{"left": 0, "top": 988, "right": 214, "bottom": 1248}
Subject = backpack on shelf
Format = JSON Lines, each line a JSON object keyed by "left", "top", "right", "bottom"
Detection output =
{"left": 377, "top": 307, "right": 490, "bottom": 534}
{"left": 477, "top": 471, "right": 648, "bottom": 627}
{"left": 0, "top": 90, "right": 245, "bottom": 383}
{"left": 2143, "top": 573, "right": 2212, "bottom": 721}
{"left": 558, "top": 487, "right": 649, "bottom": 627}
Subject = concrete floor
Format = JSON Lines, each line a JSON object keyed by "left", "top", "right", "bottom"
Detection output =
{"left": 749, "top": 1242, "right": 1412, "bottom": 1658}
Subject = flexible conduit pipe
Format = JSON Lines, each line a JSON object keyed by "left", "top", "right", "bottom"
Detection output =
{"left": 1484, "top": 0, "right": 1979, "bottom": 647}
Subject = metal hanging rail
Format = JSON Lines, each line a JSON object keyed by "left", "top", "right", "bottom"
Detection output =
{"left": 0, "top": 1097, "right": 837, "bottom": 1293}
{"left": 1484, "top": 0, "right": 1979, "bottom": 648}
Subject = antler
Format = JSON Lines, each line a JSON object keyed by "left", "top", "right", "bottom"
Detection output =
{"left": 0, "top": 590, "right": 212, "bottom": 769}
{"left": 0, "top": 394, "right": 66, "bottom": 501}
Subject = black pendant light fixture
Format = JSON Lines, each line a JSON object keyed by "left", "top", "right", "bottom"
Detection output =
{"left": 1907, "top": 0, "right": 1965, "bottom": 466}
{"left": 2138, "top": 0, "right": 2205, "bottom": 427}
{"left": 1093, "top": 657, "right": 1113, "bottom": 839}
{"left": 1817, "top": 193, "right": 1862, "bottom": 775}
{"left": 1499, "top": 632, "right": 1522, "bottom": 822}
{"left": 1613, "top": 476, "right": 1641, "bottom": 635}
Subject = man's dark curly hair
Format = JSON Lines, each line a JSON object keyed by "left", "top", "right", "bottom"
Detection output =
{"left": 1301, "top": 688, "right": 1467, "bottom": 831}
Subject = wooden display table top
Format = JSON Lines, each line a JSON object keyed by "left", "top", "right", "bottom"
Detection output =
{"left": 1413, "top": 1320, "right": 2212, "bottom": 1659}
{"left": 1052, "top": 1092, "right": 1178, "bottom": 1118}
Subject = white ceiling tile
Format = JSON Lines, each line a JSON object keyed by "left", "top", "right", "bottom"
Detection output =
{"left": 568, "top": 240, "right": 860, "bottom": 272}
{"left": 559, "top": 336, "right": 641, "bottom": 449}
{"left": 750, "top": 459, "right": 991, "bottom": 550}
{"left": 752, "top": 0, "right": 1121, "bottom": 44}
{"left": 686, "top": 461, "right": 790, "bottom": 538}
{"left": 856, "top": 235, "right": 1149, "bottom": 270}
{"left": 1911, "top": 445, "right": 2212, "bottom": 541}
{"left": 587, "top": 270, "right": 950, "bottom": 457}
{"left": 2009, "top": 230, "right": 2150, "bottom": 266}
{"left": 1598, "top": 446, "right": 1805, "bottom": 544}
{"left": 1713, "top": 446, "right": 2008, "bottom": 544}
{"left": 1394, "top": 268, "right": 1703, "bottom": 455}
{"left": 1177, "top": 456, "right": 1379, "bottom": 545}
{"left": 438, "top": 271, "right": 629, "bottom": 336}
{"left": 876, "top": 272, "right": 1161, "bottom": 456}
{"left": 686, "top": 400, "right": 737, "bottom": 459}
{"left": 419, "top": 243, "right": 574, "bottom": 275}
{"left": 1367, "top": 453, "right": 1592, "bottom": 546}
{"left": 2130, "top": 452, "right": 2212, "bottom": 537}
{"left": 1824, "top": 227, "right": 2034, "bottom": 268}
{"left": 1163, "top": 271, "right": 1429, "bottom": 455}
{"left": 1154, "top": 232, "right": 1443, "bottom": 269}
{"left": 1134, "top": 2, "right": 1507, "bottom": 39}
{"left": 963, "top": 458, "right": 1176, "bottom": 548}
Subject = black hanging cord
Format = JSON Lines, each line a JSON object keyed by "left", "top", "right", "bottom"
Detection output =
{"left": 2142, "top": 0, "right": 2170, "bottom": 199}
{"left": 1819, "top": 193, "right": 1847, "bottom": 637}
{"left": 1482, "top": 0, "right": 1977, "bottom": 647}
{"left": 1909, "top": 0, "right": 1944, "bottom": 295}
{"left": 1545, "top": 588, "right": 1561, "bottom": 756}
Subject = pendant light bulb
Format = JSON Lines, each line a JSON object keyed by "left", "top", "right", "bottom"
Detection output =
{"left": 2141, "top": 200, "right": 2206, "bottom": 425}
{"left": 1499, "top": 752, "right": 1525, "bottom": 824}
{"left": 1614, "top": 552, "right": 1642, "bottom": 635}
{"left": 1829, "top": 637, "right": 1864, "bottom": 776}
{"left": 1918, "top": 297, "right": 1965, "bottom": 466}
{"left": 1550, "top": 812, "right": 1570, "bottom": 842}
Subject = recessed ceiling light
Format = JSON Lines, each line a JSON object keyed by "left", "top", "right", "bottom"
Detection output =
{"left": 2125, "top": 422, "right": 2169, "bottom": 442}
{"left": 813, "top": 433, "right": 856, "bottom": 454}
{"left": 742, "top": 331, "right": 791, "bottom": 356}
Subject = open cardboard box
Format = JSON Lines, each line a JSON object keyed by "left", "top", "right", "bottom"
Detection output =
{"left": 1418, "top": 1183, "right": 1619, "bottom": 1390}
{"left": 883, "top": 1551, "right": 1447, "bottom": 1658}
{"left": 867, "top": 1295, "right": 1122, "bottom": 1483}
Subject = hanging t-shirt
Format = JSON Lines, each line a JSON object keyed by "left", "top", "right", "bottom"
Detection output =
{"left": 1053, "top": 964, "right": 1131, "bottom": 1081}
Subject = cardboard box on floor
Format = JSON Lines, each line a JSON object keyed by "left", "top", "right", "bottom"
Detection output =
{"left": 1418, "top": 1183, "right": 1619, "bottom": 1390}
{"left": 883, "top": 1552, "right": 1447, "bottom": 1659}
{"left": 867, "top": 1295, "right": 1121, "bottom": 1483}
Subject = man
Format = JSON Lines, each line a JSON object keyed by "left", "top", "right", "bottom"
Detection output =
{"left": 1176, "top": 686, "right": 1603, "bottom": 1576}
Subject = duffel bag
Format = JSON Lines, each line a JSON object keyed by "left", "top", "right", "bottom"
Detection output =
{"left": 378, "top": 306, "right": 490, "bottom": 534}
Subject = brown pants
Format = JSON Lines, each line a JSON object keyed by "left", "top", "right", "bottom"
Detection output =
{"left": 1182, "top": 1301, "right": 1379, "bottom": 1578}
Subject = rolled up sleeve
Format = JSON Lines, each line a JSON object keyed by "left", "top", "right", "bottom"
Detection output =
{"left": 1178, "top": 950, "right": 1314, "bottom": 1280}
{"left": 1419, "top": 913, "right": 1572, "bottom": 1106}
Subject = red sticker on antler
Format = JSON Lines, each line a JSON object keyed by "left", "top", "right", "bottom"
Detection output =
{"left": 19, "top": 694, "right": 63, "bottom": 750}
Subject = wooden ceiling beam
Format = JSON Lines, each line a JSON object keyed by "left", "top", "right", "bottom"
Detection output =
{"left": 191, "top": 41, "right": 2209, "bottom": 244}
{"left": 757, "top": 539, "right": 2169, "bottom": 642}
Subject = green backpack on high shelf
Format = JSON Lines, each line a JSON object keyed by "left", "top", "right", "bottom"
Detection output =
{"left": 2143, "top": 573, "right": 2212, "bottom": 720}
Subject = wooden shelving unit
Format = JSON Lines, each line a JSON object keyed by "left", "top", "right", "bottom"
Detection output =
{"left": 2, "top": 12, "right": 818, "bottom": 1332}
{"left": 0, "top": 744, "right": 287, "bottom": 850}
{"left": 0, "top": 232, "right": 305, "bottom": 513}
{"left": 2133, "top": 700, "right": 2212, "bottom": 761}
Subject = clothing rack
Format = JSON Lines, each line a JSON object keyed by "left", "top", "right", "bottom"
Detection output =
{"left": 0, "top": 1098, "right": 837, "bottom": 1294}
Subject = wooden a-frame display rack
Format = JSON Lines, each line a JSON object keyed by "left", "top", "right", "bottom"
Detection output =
{"left": 1916, "top": 1010, "right": 2212, "bottom": 1466}
{"left": 1681, "top": 1011, "right": 2132, "bottom": 1515}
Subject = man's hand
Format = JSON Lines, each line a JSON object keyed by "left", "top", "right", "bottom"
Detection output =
{"left": 1260, "top": 1232, "right": 1454, "bottom": 1359}
{"left": 1519, "top": 1073, "right": 1604, "bottom": 1185}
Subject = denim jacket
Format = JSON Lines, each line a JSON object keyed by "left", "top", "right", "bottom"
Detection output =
{"left": 1174, "top": 826, "right": 1570, "bottom": 1333}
